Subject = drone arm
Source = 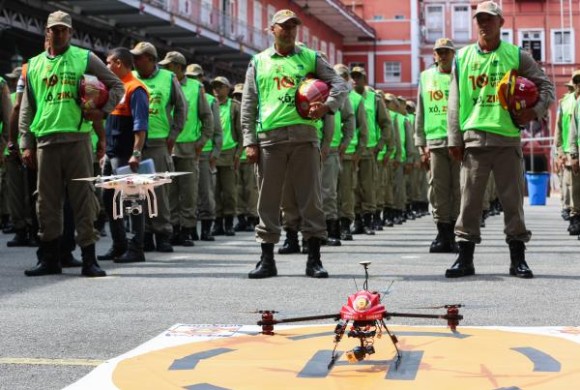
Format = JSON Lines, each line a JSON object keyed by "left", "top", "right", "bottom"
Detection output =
{"left": 112, "top": 189, "right": 123, "bottom": 220}
{"left": 385, "top": 309, "right": 463, "bottom": 331}
{"left": 258, "top": 313, "right": 341, "bottom": 326}
{"left": 146, "top": 187, "right": 158, "bottom": 218}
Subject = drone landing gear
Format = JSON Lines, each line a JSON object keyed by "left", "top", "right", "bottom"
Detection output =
{"left": 328, "top": 320, "right": 401, "bottom": 370}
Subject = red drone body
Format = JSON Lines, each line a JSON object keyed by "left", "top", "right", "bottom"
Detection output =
{"left": 340, "top": 290, "right": 386, "bottom": 321}
{"left": 295, "top": 77, "right": 330, "bottom": 119}
{"left": 79, "top": 74, "right": 109, "bottom": 110}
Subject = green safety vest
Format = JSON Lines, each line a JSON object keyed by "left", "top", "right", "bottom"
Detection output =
{"left": 420, "top": 67, "right": 450, "bottom": 140}
{"left": 331, "top": 110, "right": 342, "bottom": 148}
{"left": 397, "top": 114, "right": 407, "bottom": 162}
{"left": 253, "top": 47, "right": 317, "bottom": 132}
{"left": 560, "top": 93, "right": 576, "bottom": 153}
{"left": 133, "top": 68, "right": 173, "bottom": 139}
{"left": 359, "top": 89, "right": 378, "bottom": 148}
{"left": 177, "top": 77, "right": 202, "bottom": 143}
{"left": 345, "top": 91, "right": 363, "bottom": 155}
{"left": 202, "top": 93, "right": 217, "bottom": 152}
{"left": 457, "top": 42, "right": 520, "bottom": 137}
{"left": 220, "top": 98, "right": 237, "bottom": 151}
{"left": 28, "top": 45, "right": 89, "bottom": 137}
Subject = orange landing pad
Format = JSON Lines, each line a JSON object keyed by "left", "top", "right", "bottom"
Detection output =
{"left": 67, "top": 325, "right": 580, "bottom": 390}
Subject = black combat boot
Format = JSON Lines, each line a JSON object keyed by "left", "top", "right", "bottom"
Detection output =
{"left": 351, "top": 214, "right": 364, "bottom": 234}
{"left": 170, "top": 225, "right": 183, "bottom": 245}
{"left": 305, "top": 237, "right": 328, "bottom": 278}
{"left": 60, "top": 251, "right": 83, "bottom": 268}
{"left": 383, "top": 207, "right": 394, "bottom": 227}
{"left": 192, "top": 226, "right": 200, "bottom": 241}
{"left": 211, "top": 218, "right": 225, "bottom": 236}
{"left": 301, "top": 238, "right": 309, "bottom": 254}
{"left": 278, "top": 229, "right": 300, "bottom": 254}
{"left": 114, "top": 241, "right": 146, "bottom": 263}
{"left": 508, "top": 241, "right": 533, "bottom": 278}
{"left": 245, "top": 216, "right": 258, "bottom": 232}
{"left": 180, "top": 227, "right": 194, "bottom": 247}
{"left": 200, "top": 220, "right": 215, "bottom": 241}
{"left": 248, "top": 243, "right": 277, "bottom": 279}
{"left": 445, "top": 241, "right": 475, "bottom": 278}
{"left": 234, "top": 215, "right": 247, "bottom": 232}
{"left": 224, "top": 216, "right": 235, "bottom": 236}
{"left": 24, "top": 239, "right": 62, "bottom": 276}
{"left": 155, "top": 233, "right": 174, "bottom": 252}
{"left": 430, "top": 223, "right": 455, "bottom": 253}
{"left": 340, "top": 218, "right": 353, "bottom": 241}
{"left": 143, "top": 232, "right": 155, "bottom": 252}
{"left": 362, "top": 213, "right": 375, "bottom": 235}
{"left": 80, "top": 244, "right": 107, "bottom": 277}
{"left": 373, "top": 210, "right": 383, "bottom": 231}
{"left": 7, "top": 229, "right": 30, "bottom": 247}
{"left": 326, "top": 219, "right": 341, "bottom": 246}
{"left": 98, "top": 242, "right": 128, "bottom": 261}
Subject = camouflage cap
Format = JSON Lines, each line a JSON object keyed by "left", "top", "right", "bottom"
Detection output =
{"left": 233, "top": 83, "right": 244, "bottom": 95}
{"left": 47, "top": 10, "right": 72, "bottom": 29}
{"left": 397, "top": 95, "right": 407, "bottom": 103}
{"left": 350, "top": 66, "right": 367, "bottom": 77}
{"left": 5, "top": 66, "right": 22, "bottom": 79}
{"left": 271, "top": 9, "right": 302, "bottom": 26}
{"left": 211, "top": 76, "right": 231, "bottom": 89}
{"left": 565, "top": 80, "right": 575, "bottom": 88}
{"left": 473, "top": 1, "right": 503, "bottom": 18}
{"left": 434, "top": 38, "right": 455, "bottom": 51}
{"left": 333, "top": 64, "right": 350, "bottom": 77}
{"left": 158, "top": 51, "right": 186, "bottom": 66}
{"left": 384, "top": 93, "right": 397, "bottom": 102}
{"left": 572, "top": 70, "right": 580, "bottom": 82}
{"left": 130, "top": 42, "right": 158, "bottom": 58}
{"left": 185, "top": 64, "right": 203, "bottom": 77}
{"left": 406, "top": 100, "right": 416, "bottom": 109}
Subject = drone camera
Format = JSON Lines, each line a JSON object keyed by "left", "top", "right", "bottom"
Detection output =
{"left": 345, "top": 345, "right": 375, "bottom": 363}
{"left": 126, "top": 204, "right": 142, "bottom": 215}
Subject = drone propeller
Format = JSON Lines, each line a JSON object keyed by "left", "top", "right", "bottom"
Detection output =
{"left": 73, "top": 174, "right": 131, "bottom": 182}
{"left": 409, "top": 304, "right": 465, "bottom": 310}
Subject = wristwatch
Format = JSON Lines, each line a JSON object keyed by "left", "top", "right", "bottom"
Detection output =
{"left": 132, "top": 150, "right": 142, "bottom": 158}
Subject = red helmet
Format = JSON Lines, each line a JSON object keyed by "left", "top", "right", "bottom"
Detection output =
{"left": 497, "top": 69, "right": 539, "bottom": 113}
{"left": 295, "top": 78, "right": 330, "bottom": 119}
{"left": 79, "top": 74, "right": 109, "bottom": 110}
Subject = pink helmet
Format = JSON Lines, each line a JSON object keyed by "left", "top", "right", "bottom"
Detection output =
{"left": 295, "top": 78, "right": 330, "bottom": 119}
{"left": 79, "top": 74, "right": 109, "bottom": 110}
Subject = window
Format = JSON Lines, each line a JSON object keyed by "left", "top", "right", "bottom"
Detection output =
{"left": 394, "top": 15, "right": 405, "bottom": 20}
{"left": 384, "top": 62, "right": 401, "bottom": 83}
{"left": 253, "top": 0, "right": 263, "bottom": 47}
{"left": 501, "top": 29, "right": 513, "bottom": 44}
{"left": 178, "top": 0, "right": 190, "bottom": 15}
{"left": 425, "top": 4, "right": 444, "bottom": 43}
{"left": 320, "top": 41, "right": 327, "bottom": 57}
{"left": 312, "top": 36, "right": 319, "bottom": 51}
{"left": 238, "top": 0, "right": 248, "bottom": 39}
{"left": 302, "top": 26, "right": 310, "bottom": 48}
{"left": 329, "top": 42, "right": 336, "bottom": 65}
{"left": 519, "top": 30, "right": 544, "bottom": 62}
{"left": 201, "top": 0, "right": 212, "bottom": 25}
{"left": 267, "top": 5, "right": 276, "bottom": 46}
{"left": 336, "top": 50, "right": 343, "bottom": 65}
{"left": 373, "top": 15, "right": 384, "bottom": 21}
{"left": 552, "top": 29, "right": 574, "bottom": 64}
{"left": 452, "top": 5, "right": 470, "bottom": 42}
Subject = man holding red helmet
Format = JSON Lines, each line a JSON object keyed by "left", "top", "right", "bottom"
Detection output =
{"left": 446, "top": 1, "right": 554, "bottom": 279}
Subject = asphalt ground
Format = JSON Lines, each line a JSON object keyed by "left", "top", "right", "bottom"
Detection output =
{"left": 1, "top": 196, "right": 579, "bottom": 389}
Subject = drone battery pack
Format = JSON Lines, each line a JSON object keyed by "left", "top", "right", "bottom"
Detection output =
{"left": 116, "top": 158, "right": 156, "bottom": 175}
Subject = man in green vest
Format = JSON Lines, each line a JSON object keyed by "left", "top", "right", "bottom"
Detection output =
{"left": 397, "top": 95, "right": 419, "bottom": 222}
{"left": 19, "top": 10, "right": 124, "bottom": 277}
{"left": 241, "top": 9, "right": 347, "bottom": 279}
{"left": 415, "top": 38, "right": 461, "bottom": 253}
{"left": 407, "top": 99, "right": 429, "bottom": 217}
{"left": 564, "top": 71, "right": 580, "bottom": 227}
{"left": 446, "top": 1, "right": 554, "bottom": 278}
{"left": 0, "top": 74, "right": 14, "bottom": 236}
{"left": 210, "top": 76, "right": 242, "bottom": 237}
{"left": 350, "top": 67, "right": 393, "bottom": 235}
{"left": 130, "top": 41, "right": 187, "bottom": 252}
{"left": 187, "top": 64, "right": 222, "bottom": 241}
{"left": 160, "top": 52, "right": 213, "bottom": 247}
{"left": 556, "top": 81, "right": 575, "bottom": 221}
{"left": 232, "top": 83, "right": 259, "bottom": 232}
{"left": 333, "top": 64, "right": 368, "bottom": 241}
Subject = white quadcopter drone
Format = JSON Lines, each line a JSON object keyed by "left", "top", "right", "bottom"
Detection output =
{"left": 74, "top": 172, "right": 190, "bottom": 219}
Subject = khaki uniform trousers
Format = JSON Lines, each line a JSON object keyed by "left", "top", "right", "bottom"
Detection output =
{"left": 393, "top": 164, "right": 406, "bottom": 211}
{"left": 559, "top": 169, "right": 569, "bottom": 210}
{"left": 321, "top": 151, "right": 340, "bottom": 220}
{"left": 215, "top": 151, "right": 237, "bottom": 217}
{"left": 5, "top": 157, "right": 33, "bottom": 230}
{"left": 568, "top": 168, "right": 580, "bottom": 216}
{"left": 414, "top": 167, "right": 429, "bottom": 203}
{"left": 36, "top": 138, "right": 99, "bottom": 246}
{"left": 256, "top": 142, "right": 326, "bottom": 243}
{"left": 354, "top": 153, "right": 377, "bottom": 214}
{"left": 197, "top": 152, "right": 216, "bottom": 221}
{"left": 142, "top": 144, "right": 173, "bottom": 235}
{"left": 169, "top": 156, "right": 199, "bottom": 228}
{"left": 375, "top": 160, "right": 387, "bottom": 209}
{"left": 455, "top": 146, "right": 531, "bottom": 244}
{"left": 482, "top": 171, "right": 496, "bottom": 211}
{"left": 337, "top": 158, "right": 356, "bottom": 221}
{"left": 237, "top": 161, "right": 258, "bottom": 218}
{"left": 384, "top": 161, "right": 395, "bottom": 208}
{"left": 429, "top": 148, "right": 460, "bottom": 223}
